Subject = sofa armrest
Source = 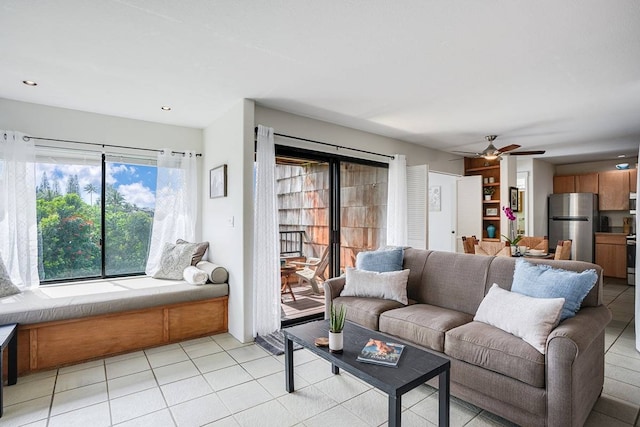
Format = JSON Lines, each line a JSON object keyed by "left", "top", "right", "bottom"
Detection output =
{"left": 547, "top": 305, "right": 612, "bottom": 357}
{"left": 323, "top": 277, "right": 346, "bottom": 319}
{"left": 546, "top": 305, "right": 612, "bottom": 427}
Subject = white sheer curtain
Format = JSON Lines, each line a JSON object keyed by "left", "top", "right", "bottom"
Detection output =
{"left": 253, "top": 125, "right": 280, "bottom": 337}
{"left": 386, "top": 154, "right": 408, "bottom": 247}
{"left": 0, "top": 130, "right": 40, "bottom": 289}
{"left": 145, "top": 149, "right": 198, "bottom": 276}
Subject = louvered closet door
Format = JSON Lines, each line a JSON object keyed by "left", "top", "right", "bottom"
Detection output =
{"left": 407, "top": 165, "right": 428, "bottom": 250}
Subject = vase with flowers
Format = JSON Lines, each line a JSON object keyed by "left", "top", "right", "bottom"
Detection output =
{"left": 501, "top": 206, "right": 522, "bottom": 254}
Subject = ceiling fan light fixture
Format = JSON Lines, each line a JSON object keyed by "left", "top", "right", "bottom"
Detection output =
{"left": 484, "top": 154, "right": 499, "bottom": 161}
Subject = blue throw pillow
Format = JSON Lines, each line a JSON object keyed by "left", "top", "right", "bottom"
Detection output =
{"left": 511, "top": 259, "right": 598, "bottom": 321}
{"left": 355, "top": 247, "right": 404, "bottom": 273}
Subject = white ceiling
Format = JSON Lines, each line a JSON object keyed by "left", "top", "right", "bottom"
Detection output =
{"left": 1, "top": 1, "right": 639, "bottom": 164}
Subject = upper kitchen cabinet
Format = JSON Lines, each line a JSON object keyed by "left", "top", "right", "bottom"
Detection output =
{"left": 599, "top": 170, "right": 630, "bottom": 210}
{"left": 576, "top": 173, "right": 599, "bottom": 193}
{"left": 553, "top": 175, "right": 575, "bottom": 193}
{"left": 630, "top": 169, "right": 637, "bottom": 193}
{"left": 553, "top": 173, "right": 598, "bottom": 194}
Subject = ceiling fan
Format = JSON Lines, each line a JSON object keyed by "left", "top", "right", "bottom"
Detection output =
{"left": 455, "top": 135, "right": 546, "bottom": 160}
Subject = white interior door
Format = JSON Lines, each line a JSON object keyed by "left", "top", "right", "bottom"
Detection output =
{"left": 428, "top": 172, "right": 459, "bottom": 252}
{"left": 456, "top": 175, "right": 483, "bottom": 252}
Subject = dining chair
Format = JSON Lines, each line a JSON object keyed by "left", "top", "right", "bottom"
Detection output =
{"left": 461, "top": 236, "right": 478, "bottom": 254}
{"left": 518, "top": 235, "right": 549, "bottom": 253}
{"left": 475, "top": 240, "right": 511, "bottom": 257}
{"left": 554, "top": 240, "right": 572, "bottom": 260}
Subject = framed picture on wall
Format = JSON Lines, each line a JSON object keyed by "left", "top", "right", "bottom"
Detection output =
{"left": 486, "top": 207, "right": 498, "bottom": 217}
{"left": 510, "top": 186, "right": 519, "bottom": 211}
{"left": 210, "top": 164, "right": 227, "bottom": 198}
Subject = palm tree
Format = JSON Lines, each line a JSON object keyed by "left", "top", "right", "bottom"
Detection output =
{"left": 84, "top": 183, "right": 98, "bottom": 205}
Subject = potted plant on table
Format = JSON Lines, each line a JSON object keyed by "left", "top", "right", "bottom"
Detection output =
{"left": 329, "top": 303, "right": 346, "bottom": 353}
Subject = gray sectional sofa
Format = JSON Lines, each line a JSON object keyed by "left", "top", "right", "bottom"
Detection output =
{"left": 324, "top": 248, "right": 612, "bottom": 427}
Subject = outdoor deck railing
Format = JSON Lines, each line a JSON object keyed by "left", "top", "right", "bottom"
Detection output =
{"left": 279, "top": 230, "right": 305, "bottom": 256}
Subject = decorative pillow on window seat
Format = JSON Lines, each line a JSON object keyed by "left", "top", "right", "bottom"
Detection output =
{"left": 153, "top": 242, "right": 198, "bottom": 280}
{"left": 183, "top": 266, "right": 208, "bottom": 285}
{"left": 176, "top": 239, "right": 209, "bottom": 265}
{"left": 511, "top": 259, "right": 598, "bottom": 321}
{"left": 340, "top": 267, "right": 410, "bottom": 305}
{"left": 355, "top": 247, "right": 404, "bottom": 272}
{"left": 0, "top": 256, "right": 21, "bottom": 299}
{"left": 474, "top": 284, "right": 565, "bottom": 354}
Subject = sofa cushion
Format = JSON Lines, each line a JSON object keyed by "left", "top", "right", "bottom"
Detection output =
{"left": 511, "top": 259, "right": 598, "bottom": 321}
{"left": 380, "top": 304, "right": 473, "bottom": 352}
{"left": 474, "top": 284, "right": 564, "bottom": 354}
{"left": 341, "top": 267, "right": 410, "bottom": 304}
{"left": 356, "top": 247, "right": 404, "bottom": 272}
{"left": 332, "top": 296, "right": 404, "bottom": 331}
{"left": 445, "top": 321, "right": 546, "bottom": 387}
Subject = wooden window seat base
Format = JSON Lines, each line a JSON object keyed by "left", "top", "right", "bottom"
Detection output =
{"left": 10, "top": 296, "right": 228, "bottom": 375}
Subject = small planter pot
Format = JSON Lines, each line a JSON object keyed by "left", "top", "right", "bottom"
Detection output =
{"left": 484, "top": 195, "right": 492, "bottom": 201}
{"left": 329, "top": 331, "right": 343, "bottom": 353}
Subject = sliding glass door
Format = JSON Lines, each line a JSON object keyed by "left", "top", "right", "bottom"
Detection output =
{"left": 275, "top": 146, "right": 388, "bottom": 322}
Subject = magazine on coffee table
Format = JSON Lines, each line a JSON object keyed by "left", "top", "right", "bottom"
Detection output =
{"left": 357, "top": 338, "right": 405, "bottom": 367}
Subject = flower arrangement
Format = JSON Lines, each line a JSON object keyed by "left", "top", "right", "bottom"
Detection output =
{"left": 501, "top": 206, "right": 522, "bottom": 246}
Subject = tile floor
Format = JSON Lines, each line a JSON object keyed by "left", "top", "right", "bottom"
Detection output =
{"left": 2, "top": 280, "right": 638, "bottom": 427}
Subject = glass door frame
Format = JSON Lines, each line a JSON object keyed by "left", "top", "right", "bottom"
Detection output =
{"left": 275, "top": 145, "right": 388, "bottom": 278}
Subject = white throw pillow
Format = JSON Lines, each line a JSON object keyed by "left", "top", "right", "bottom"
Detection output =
{"left": 153, "top": 242, "right": 198, "bottom": 280}
{"left": 0, "top": 256, "right": 21, "bottom": 299}
{"left": 474, "top": 284, "right": 565, "bottom": 354}
{"left": 341, "top": 267, "right": 410, "bottom": 305}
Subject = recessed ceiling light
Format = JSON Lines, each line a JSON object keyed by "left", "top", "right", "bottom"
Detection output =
{"left": 22, "top": 80, "right": 37, "bottom": 86}
{"left": 618, "top": 154, "right": 626, "bottom": 158}
{"left": 160, "top": 106, "right": 171, "bottom": 111}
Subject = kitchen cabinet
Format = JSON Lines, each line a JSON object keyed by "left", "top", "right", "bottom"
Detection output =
{"left": 595, "top": 233, "right": 626, "bottom": 278}
{"left": 553, "top": 173, "right": 598, "bottom": 193}
{"left": 553, "top": 175, "right": 575, "bottom": 193}
{"left": 598, "top": 170, "right": 629, "bottom": 211}
{"left": 630, "top": 169, "right": 637, "bottom": 193}
{"left": 576, "top": 173, "right": 598, "bottom": 193}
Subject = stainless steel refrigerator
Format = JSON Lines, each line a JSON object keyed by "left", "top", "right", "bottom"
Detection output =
{"left": 548, "top": 193, "right": 599, "bottom": 262}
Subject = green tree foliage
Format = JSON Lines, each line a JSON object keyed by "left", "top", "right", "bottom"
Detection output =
{"left": 37, "top": 186, "right": 153, "bottom": 281}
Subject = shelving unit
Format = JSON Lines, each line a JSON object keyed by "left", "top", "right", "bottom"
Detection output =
{"left": 464, "top": 158, "right": 502, "bottom": 241}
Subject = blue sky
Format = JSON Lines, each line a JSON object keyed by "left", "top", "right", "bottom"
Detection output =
{"left": 36, "top": 161, "right": 158, "bottom": 209}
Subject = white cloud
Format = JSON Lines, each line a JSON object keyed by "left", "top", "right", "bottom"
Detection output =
{"left": 118, "top": 182, "right": 156, "bottom": 209}
{"left": 106, "top": 164, "right": 136, "bottom": 185}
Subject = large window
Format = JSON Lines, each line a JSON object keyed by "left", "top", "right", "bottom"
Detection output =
{"left": 35, "top": 149, "right": 157, "bottom": 282}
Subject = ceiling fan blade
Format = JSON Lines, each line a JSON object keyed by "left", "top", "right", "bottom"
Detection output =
{"left": 452, "top": 150, "right": 480, "bottom": 156}
{"left": 496, "top": 144, "right": 521, "bottom": 154}
{"left": 509, "top": 150, "right": 546, "bottom": 156}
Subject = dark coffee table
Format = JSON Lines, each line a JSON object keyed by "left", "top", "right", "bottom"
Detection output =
{"left": 283, "top": 320, "right": 450, "bottom": 427}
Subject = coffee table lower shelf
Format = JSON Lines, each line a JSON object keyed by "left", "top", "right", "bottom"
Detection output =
{"left": 283, "top": 320, "right": 450, "bottom": 427}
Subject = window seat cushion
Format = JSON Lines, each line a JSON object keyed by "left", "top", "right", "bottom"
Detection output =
{"left": 0, "top": 276, "right": 229, "bottom": 325}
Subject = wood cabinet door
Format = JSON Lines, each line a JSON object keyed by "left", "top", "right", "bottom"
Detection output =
{"left": 630, "top": 169, "right": 637, "bottom": 193}
{"left": 553, "top": 175, "right": 575, "bottom": 193}
{"left": 599, "top": 171, "right": 630, "bottom": 210}
{"left": 576, "top": 173, "right": 598, "bottom": 193}
{"left": 595, "top": 243, "right": 627, "bottom": 278}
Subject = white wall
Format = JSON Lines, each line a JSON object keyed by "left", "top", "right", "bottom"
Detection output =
{"left": 255, "top": 105, "right": 463, "bottom": 174}
{"left": 517, "top": 157, "right": 554, "bottom": 237}
{"left": 202, "top": 99, "right": 255, "bottom": 343}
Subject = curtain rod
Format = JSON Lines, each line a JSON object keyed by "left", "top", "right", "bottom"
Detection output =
{"left": 254, "top": 127, "right": 395, "bottom": 160}
{"left": 21, "top": 135, "right": 202, "bottom": 157}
